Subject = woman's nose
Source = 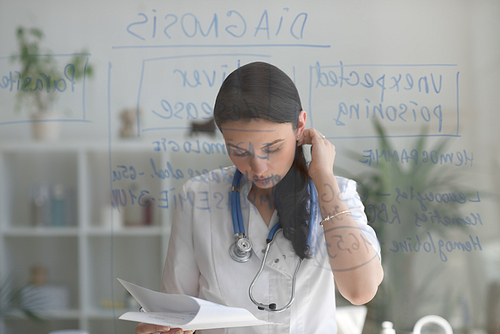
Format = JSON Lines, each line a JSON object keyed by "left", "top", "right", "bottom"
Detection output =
{"left": 249, "top": 156, "right": 267, "bottom": 175}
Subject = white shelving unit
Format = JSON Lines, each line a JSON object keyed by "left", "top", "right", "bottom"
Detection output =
{"left": 0, "top": 141, "right": 172, "bottom": 334}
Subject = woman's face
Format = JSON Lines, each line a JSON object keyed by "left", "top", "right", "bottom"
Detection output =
{"left": 221, "top": 112, "right": 306, "bottom": 191}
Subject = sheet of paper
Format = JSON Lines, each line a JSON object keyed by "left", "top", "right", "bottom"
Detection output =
{"left": 117, "top": 278, "right": 279, "bottom": 331}
{"left": 119, "top": 311, "right": 196, "bottom": 327}
{"left": 118, "top": 278, "right": 198, "bottom": 313}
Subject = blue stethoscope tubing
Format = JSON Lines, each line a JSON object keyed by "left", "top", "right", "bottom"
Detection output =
{"left": 231, "top": 169, "right": 245, "bottom": 235}
{"left": 230, "top": 169, "right": 317, "bottom": 312}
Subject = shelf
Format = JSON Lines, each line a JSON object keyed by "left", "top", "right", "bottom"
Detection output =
{"left": 3, "top": 227, "right": 79, "bottom": 237}
{"left": 0, "top": 140, "right": 156, "bottom": 153}
{"left": 87, "top": 226, "right": 163, "bottom": 236}
{"left": 1, "top": 150, "right": 79, "bottom": 229}
{"left": 88, "top": 318, "right": 138, "bottom": 334}
{"left": 2, "top": 318, "right": 80, "bottom": 334}
{"left": 4, "top": 309, "right": 81, "bottom": 320}
{"left": 0, "top": 142, "right": 172, "bottom": 333}
{"left": 87, "top": 308, "right": 134, "bottom": 319}
{"left": 40, "top": 309, "right": 81, "bottom": 320}
{"left": 87, "top": 236, "right": 163, "bottom": 311}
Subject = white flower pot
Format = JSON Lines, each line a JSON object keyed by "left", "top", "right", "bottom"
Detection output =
{"left": 31, "top": 112, "right": 61, "bottom": 141}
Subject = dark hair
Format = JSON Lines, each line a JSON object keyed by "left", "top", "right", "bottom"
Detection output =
{"left": 214, "top": 62, "right": 311, "bottom": 259}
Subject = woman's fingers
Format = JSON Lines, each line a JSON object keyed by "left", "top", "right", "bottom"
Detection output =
{"left": 298, "top": 128, "right": 336, "bottom": 179}
{"left": 170, "top": 329, "right": 195, "bottom": 334}
{"left": 297, "top": 128, "right": 325, "bottom": 146}
{"left": 135, "top": 323, "right": 171, "bottom": 333}
{"left": 135, "top": 323, "right": 194, "bottom": 334}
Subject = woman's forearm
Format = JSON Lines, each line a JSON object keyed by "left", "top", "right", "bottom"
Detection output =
{"left": 312, "top": 171, "right": 384, "bottom": 305}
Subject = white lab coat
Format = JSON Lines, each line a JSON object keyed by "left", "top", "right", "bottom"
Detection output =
{"left": 162, "top": 166, "right": 380, "bottom": 334}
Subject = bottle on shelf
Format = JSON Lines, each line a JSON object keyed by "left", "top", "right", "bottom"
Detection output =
{"left": 30, "top": 184, "right": 51, "bottom": 226}
{"left": 51, "top": 184, "right": 66, "bottom": 227}
{"left": 381, "top": 321, "right": 396, "bottom": 334}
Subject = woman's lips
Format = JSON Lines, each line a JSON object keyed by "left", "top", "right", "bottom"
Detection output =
{"left": 257, "top": 177, "right": 277, "bottom": 186}
{"left": 254, "top": 176, "right": 270, "bottom": 184}
{"left": 252, "top": 174, "right": 281, "bottom": 186}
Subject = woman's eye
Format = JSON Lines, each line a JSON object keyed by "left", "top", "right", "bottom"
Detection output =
{"left": 264, "top": 146, "right": 281, "bottom": 154}
{"left": 232, "top": 149, "right": 249, "bottom": 157}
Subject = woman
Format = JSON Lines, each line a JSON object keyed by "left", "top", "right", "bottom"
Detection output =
{"left": 136, "top": 62, "right": 383, "bottom": 334}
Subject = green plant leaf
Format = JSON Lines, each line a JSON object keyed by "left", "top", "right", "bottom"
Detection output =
{"left": 10, "top": 26, "right": 94, "bottom": 114}
{"left": 346, "top": 120, "right": 477, "bottom": 331}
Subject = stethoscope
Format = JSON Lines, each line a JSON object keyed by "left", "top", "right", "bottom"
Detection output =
{"left": 229, "top": 169, "right": 317, "bottom": 312}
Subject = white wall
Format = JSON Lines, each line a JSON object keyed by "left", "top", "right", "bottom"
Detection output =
{"left": 2, "top": 0, "right": 496, "bottom": 142}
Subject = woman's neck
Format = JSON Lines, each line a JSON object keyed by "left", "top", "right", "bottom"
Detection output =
{"left": 248, "top": 185, "right": 275, "bottom": 226}
{"left": 250, "top": 184, "right": 273, "bottom": 198}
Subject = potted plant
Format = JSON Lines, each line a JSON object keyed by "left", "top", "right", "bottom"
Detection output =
{"left": 10, "top": 26, "right": 94, "bottom": 141}
{"left": 0, "top": 275, "right": 42, "bottom": 322}
{"left": 337, "top": 120, "right": 477, "bottom": 333}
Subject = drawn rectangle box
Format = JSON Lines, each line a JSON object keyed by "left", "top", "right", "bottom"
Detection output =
{"left": 308, "top": 62, "right": 460, "bottom": 139}
{"left": 0, "top": 54, "right": 91, "bottom": 126}
{"left": 135, "top": 54, "right": 273, "bottom": 136}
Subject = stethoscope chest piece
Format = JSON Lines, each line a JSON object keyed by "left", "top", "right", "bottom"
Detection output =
{"left": 229, "top": 234, "right": 253, "bottom": 263}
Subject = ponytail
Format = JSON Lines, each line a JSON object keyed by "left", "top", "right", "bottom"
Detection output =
{"left": 273, "top": 144, "right": 311, "bottom": 259}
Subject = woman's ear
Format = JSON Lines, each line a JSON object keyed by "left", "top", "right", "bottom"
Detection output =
{"left": 296, "top": 110, "right": 307, "bottom": 140}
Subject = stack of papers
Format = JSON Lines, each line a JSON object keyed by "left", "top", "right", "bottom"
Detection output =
{"left": 118, "top": 278, "right": 278, "bottom": 331}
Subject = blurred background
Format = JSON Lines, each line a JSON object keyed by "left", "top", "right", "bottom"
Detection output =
{"left": 0, "top": 1, "right": 499, "bottom": 333}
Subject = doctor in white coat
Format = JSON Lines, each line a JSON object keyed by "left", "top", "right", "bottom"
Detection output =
{"left": 136, "top": 62, "right": 384, "bottom": 334}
